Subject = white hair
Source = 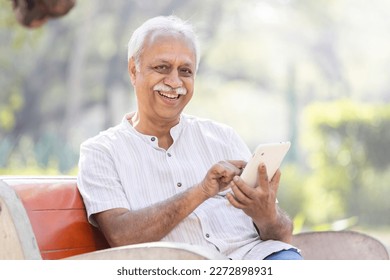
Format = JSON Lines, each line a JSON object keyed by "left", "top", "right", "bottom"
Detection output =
{"left": 127, "top": 15, "right": 200, "bottom": 72}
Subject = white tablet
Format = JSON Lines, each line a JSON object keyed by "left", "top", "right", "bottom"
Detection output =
{"left": 240, "top": 141, "right": 291, "bottom": 187}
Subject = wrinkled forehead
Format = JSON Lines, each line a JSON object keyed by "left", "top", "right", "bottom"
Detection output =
{"left": 144, "top": 30, "right": 197, "bottom": 58}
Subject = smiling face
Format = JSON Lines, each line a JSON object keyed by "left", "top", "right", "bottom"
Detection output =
{"left": 128, "top": 32, "right": 196, "bottom": 130}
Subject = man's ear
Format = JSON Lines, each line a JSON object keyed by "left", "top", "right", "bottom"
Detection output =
{"left": 128, "top": 58, "right": 137, "bottom": 86}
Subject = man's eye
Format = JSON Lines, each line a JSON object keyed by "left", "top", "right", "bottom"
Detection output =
{"left": 155, "top": 65, "right": 169, "bottom": 72}
{"left": 180, "top": 68, "right": 193, "bottom": 77}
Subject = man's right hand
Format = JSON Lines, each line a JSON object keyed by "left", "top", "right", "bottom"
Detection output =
{"left": 198, "top": 160, "right": 246, "bottom": 198}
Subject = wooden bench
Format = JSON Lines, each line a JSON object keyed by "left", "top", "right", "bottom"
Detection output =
{"left": 1, "top": 176, "right": 389, "bottom": 260}
{"left": 0, "top": 177, "right": 109, "bottom": 259}
{"left": 0, "top": 176, "right": 225, "bottom": 260}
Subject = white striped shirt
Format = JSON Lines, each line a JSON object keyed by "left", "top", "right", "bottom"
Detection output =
{"left": 77, "top": 113, "right": 294, "bottom": 259}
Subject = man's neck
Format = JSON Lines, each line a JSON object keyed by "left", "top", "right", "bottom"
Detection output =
{"left": 130, "top": 112, "right": 179, "bottom": 150}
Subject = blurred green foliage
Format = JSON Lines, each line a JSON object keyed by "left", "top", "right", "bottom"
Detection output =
{"left": 279, "top": 100, "right": 390, "bottom": 229}
{"left": 0, "top": 132, "right": 79, "bottom": 174}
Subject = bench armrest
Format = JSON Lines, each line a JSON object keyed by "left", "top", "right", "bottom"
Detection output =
{"left": 65, "top": 242, "right": 228, "bottom": 260}
{"left": 0, "top": 180, "right": 41, "bottom": 260}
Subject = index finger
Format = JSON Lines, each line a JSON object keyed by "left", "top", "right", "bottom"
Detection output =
{"left": 227, "top": 160, "right": 247, "bottom": 171}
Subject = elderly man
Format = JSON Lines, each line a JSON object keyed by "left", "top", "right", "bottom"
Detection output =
{"left": 77, "top": 15, "right": 302, "bottom": 260}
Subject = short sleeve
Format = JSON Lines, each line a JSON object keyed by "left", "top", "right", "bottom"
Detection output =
{"left": 77, "top": 138, "right": 130, "bottom": 226}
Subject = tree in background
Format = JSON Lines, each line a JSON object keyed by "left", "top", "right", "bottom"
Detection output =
{"left": 279, "top": 100, "right": 390, "bottom": 230}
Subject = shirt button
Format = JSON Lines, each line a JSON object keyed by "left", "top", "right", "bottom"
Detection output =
{"left": 177, "top": 182, "right": 182, "bottom": 187}
{"left": 151, "top": 137, "right": 156, "bottom": 141}
{"left": 167, "top": 152, "right": 172, "bottom": 157}
{"left": 205, "top": 233, "right": 210, "bottom": 238}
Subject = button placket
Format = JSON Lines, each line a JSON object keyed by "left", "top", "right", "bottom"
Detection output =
{"left": 148, "top": 136, "right": 159, "bottom": 148}
{"left": 195, "top": 210, "right": 215, "bottom": 244}
{"left": 165, "top": 150, "right": 183, "bottom": 191}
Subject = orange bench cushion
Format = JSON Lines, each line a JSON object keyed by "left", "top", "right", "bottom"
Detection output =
{"left": 11, "top": 180, "right": 109, "bottom": 259}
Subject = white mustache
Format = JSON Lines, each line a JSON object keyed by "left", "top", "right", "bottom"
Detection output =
{"left": 153, "top": 83, "right": 187, "bottom": 95}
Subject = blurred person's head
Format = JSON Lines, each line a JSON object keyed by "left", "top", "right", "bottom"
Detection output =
{"left": 12, "top": 0, "right": 76, "bottom": 28}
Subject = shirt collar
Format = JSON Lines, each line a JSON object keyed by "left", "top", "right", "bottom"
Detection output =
{"left": 121, "top": 112, "right": 186, "bottom": 148}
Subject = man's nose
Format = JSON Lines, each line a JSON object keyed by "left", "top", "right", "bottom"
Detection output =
{"left": 164, "top": 70, "right": 183, "bottom": 89}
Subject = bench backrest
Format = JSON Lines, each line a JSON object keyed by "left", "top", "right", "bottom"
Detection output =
{"left": 1, "top": 177, "right": 109, "bottom": 259}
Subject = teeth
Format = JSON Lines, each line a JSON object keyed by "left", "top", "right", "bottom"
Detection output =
{"left": 158, "top": 91, "right": 179, "bottom": 99}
